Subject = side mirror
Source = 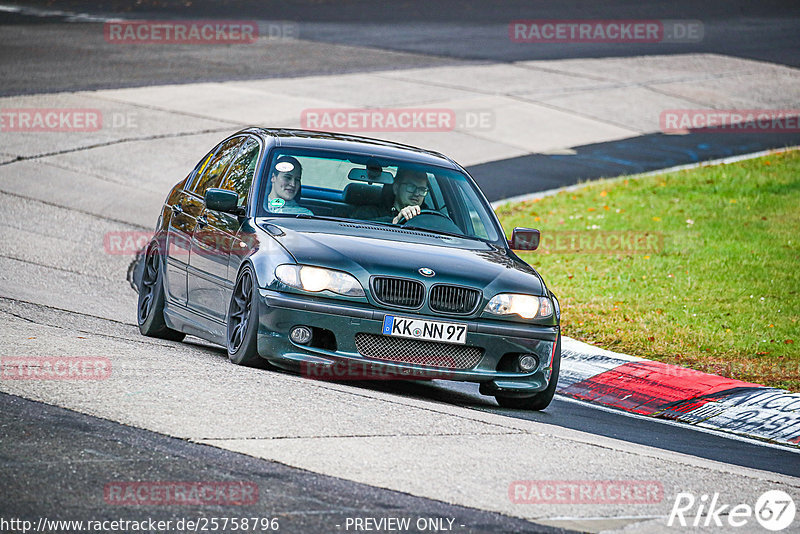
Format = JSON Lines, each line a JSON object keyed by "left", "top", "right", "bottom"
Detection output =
{"left": 510, "top": 227, "right": 540, "bottom": 251}
{"left": 205, "top": 188, "right": 243, "bottom": 215}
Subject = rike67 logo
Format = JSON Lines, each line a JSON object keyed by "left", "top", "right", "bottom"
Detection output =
{"left": 669, "top": 490, "right": 796, "bottom": 531}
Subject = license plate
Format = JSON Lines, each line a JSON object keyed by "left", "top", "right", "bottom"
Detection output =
{"left": 382, "top": 315, "right": 467, "bottom": 345}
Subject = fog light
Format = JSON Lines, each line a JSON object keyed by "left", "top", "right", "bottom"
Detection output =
{"left": 290, "top": 326, "right": 313, "bottom": 345}
{"left": 518, "top": 354, "right": 539, "bottom": 372}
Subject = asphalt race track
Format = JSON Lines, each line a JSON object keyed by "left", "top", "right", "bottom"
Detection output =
{"left": 1, "top": 2, "right": 799, "bottom": 533}
{"left": 0, "top": 393, "right": 564, "bottom": 534}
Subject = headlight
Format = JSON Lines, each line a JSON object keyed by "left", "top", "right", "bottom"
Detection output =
{"left": 275, "top": 264, "right": 365, "bottom": 298}
{"left": 484, "top": 294, "right": 553, "bottom": 319}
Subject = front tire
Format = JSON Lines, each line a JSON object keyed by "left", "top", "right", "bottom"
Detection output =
{"left": 495, "top": 336, "right": 561, "bottom": 411}
{"left": 226, "top": 265, "right": 264, "bottom": 367}
{"left": 137, "top": 245, "right": 185, "bottom": 341}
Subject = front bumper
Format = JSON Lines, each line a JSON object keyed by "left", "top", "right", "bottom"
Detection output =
{"left": 256, "top": 289, "right": 559, "bottom": 396}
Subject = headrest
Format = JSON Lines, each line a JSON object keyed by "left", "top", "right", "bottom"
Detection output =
{"left": 343, "top": 183, "right": 383, "bottom": 205}
{"left": 381, "top": 183, "right": 394, "bottom": 206}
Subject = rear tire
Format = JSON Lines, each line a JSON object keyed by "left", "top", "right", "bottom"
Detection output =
{"left": 137, "top": 245, "right": 186, "bottom": 342}
{"left": 495, "top": 336, "right": 561, "bottom": 411}
{"left": 226, "top": 265, "right": 264, "bottom": 367}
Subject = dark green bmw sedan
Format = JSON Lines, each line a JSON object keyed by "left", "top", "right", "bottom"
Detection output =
{"left": 137, "top": 128, "right": 561, "bottom": 410}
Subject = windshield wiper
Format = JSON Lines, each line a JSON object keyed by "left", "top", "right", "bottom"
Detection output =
{"left": 401, "top": 225, "right": 496, "bottom": 245}
{"left": 284, "top": 214, "right": 489, "bottom": 244}
{"left": 291, "top": 213, "right": 345, "bottom": 223}
{"left": 402, "top": 225, "right": 468, "bottom": 240}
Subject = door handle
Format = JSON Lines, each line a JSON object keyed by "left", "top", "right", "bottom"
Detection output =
{"left": 171, "top": 203, "right": 183, "bottom": 214}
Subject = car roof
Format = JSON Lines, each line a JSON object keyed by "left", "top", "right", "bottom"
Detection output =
{"left": 243, "top": 128, "right": 461, "bottom": 170}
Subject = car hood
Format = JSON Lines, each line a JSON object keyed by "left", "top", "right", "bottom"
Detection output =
{"left": 257, "top": 218, "right": 545, "bottom": 295}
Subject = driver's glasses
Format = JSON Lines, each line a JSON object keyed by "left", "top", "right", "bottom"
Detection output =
{"left": 401, "top": 184, "right": 429, "bottom": 196}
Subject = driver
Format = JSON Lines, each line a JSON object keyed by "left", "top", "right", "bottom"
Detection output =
{"left": 390, "top": 169, "right": 429, "bottom": 224}
{"left": 351, "top": 168, "right": 430, "bottom": 223}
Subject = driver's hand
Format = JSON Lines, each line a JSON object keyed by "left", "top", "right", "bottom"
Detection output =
{"left": 393, "top": 205, "right": 421, "bottom": 224}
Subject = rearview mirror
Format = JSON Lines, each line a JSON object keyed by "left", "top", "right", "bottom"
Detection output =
{"left": 347, "top": 167, "right": 394, "bottom": 184}
{"left": 510, "top": 227, "right": 540, "bottom": 251}
{"left": 205, "top": 188, "right": 243, "bottom": 215}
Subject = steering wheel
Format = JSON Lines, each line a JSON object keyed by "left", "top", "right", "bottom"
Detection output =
{"left": 398, "top": 209, "right": 462, "bottom": 234}
{"left": 397, "top": 209, "right": 450, "bottom": 224}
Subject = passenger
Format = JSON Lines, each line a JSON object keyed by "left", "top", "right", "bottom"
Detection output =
{"left": 354, "top": 168, "right": 429, "bottom": 224}
{"left": 265, "top": 156, "right": 313, "bottom": 215}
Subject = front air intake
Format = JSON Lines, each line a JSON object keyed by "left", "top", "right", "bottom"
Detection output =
{"left": 371, "top": 277, "right": 425, "bottom": 308}
{"left": 429, "top": 284, "right": 481, "bottom": 315}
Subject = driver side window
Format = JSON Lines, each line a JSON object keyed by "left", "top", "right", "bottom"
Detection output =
{"left": 220, "top": 137, "right": 260, "bottom": 207}
{"left": 190, "top": 137, "right": 244, "bottom": 198}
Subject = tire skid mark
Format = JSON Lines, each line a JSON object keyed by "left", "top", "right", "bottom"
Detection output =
{"left": 0, "top": 189, "right": 151, "bottom": 229}
{"left": 0, "top": 127, "right": 233, "bottom": 167}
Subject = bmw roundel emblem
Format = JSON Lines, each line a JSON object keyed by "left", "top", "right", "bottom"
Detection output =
{"left": 419, "top": 267, "right": 435, "bottom": 277}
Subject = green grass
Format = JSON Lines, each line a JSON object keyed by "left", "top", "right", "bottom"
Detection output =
{"left": 496, "top": 150, "right": 800, "bottom": 391}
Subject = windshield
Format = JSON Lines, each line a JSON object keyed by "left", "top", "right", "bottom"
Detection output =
{"left": 255, "top": 148, "right": 502, "bottom": 243}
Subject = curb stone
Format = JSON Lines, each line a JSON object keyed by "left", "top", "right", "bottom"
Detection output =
{"left": 558, "top": 337, "right": 800, "bottom": 448}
